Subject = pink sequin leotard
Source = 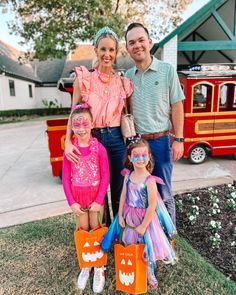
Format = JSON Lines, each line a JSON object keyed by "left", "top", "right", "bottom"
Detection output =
{"left": 62, "top": 137, "right": 110, "bottom": 208}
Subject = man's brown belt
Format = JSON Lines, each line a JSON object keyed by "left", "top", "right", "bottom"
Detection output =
{"left": 141, "top": 130, "right": 169, "bottom": 140}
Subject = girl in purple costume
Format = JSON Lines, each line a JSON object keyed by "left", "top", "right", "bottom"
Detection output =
{"left": 101, "top": 138, "right": 177, "bottom": 289}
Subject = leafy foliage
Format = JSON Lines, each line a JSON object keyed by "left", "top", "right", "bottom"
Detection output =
{"left": 3, "top": 0, "right": 147, "bottom": 60}
{"left": 148, "top": 0, "right": 193, "bottom": 41}
{"left": 2, "top": 0, "right": 194, "bottom": 60}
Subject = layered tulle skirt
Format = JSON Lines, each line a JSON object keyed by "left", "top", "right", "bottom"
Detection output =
{"left": 101, "top": 196, "right": 177, "bottom": 264}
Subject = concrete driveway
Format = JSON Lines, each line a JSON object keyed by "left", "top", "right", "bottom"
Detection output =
{"left": 0, "top": 119, "right": 235, "bottom": 228}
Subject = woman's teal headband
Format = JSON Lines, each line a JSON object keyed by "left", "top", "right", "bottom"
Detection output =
{"left": 94, "top": 26, "right": 119, "bottom": 47}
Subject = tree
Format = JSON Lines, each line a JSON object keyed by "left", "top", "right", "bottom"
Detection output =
{"left": 1, "top": 0, "right": 193, "bottom": 60}
{"left": 148, "top": 0, "right": 193, "bottom": 41}
{"left": 2, "top": 0, "right": 147, "bottom": 60}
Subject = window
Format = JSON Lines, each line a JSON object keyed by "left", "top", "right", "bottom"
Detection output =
{"left": 219, "top": 83, "right": 236, "bottom": 111}
{"left": 28, "top": 84, "right": 33, "bottom": 98}
{"left": 9, "top": 80, "right": 15, "bottom": 96}
{"left": 193, "top": 83, "right": 212, "bottom": 113}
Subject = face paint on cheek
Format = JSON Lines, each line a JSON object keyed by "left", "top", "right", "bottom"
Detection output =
{"left": 72, "top": 116, "right": 92, "bottom": 129}
{"left": 130, "top": 147, "right": 149, "bottom": 163}
{"left": 130, "top": 155, "right": 149, "bottom": 163}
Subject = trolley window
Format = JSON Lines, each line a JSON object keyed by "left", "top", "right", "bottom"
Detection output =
{"left": 192, "top": 83, "right": 212, "bottom": 113}
{"left": 219, "top": 83, "right": 236, "bottom": 111}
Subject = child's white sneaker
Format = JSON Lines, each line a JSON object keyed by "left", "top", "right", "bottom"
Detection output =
{"left": 93, "top": 266, "right": 105, "bottom": 293}
{"left": 77, "top": 267, "right": 91, "bottom": 290}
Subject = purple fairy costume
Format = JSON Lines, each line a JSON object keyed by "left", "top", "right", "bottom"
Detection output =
{"left": 101, "top": 170, "right": 177, "bottom": 264}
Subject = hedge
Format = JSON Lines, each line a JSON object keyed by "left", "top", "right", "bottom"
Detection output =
{"left": 0, "top": 108, "right": 71, "bottom": 117}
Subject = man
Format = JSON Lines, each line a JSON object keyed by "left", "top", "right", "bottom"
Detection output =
{"left": 125, "top": 23, "right": 185, "bottom": 225}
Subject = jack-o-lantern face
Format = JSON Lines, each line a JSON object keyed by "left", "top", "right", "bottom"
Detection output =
{"left": 74, "top": 227, "right": 108, "bottom": 268}
{"left": 115, "top": 244, "right": 147, "bottom": 294}
{"left": 82, "top": 240, "right": 104, "bottom": 262}
{"left": 119, "top": 257, "right": 134, "bottom": 286}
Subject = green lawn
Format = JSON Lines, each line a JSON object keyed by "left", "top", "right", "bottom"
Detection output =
{"left": 0, "top": 214, "right": 235, "bottom": 295}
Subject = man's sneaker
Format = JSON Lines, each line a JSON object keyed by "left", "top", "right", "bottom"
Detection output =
{"left": 93, "top": 266, "right": 105, "bottom": 293}
{"left": 77, "top": 267, "right": 91, "bottom": 290}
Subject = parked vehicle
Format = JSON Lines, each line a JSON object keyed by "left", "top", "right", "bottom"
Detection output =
{"left": 46, "top": 78, "right": 73, "bottom": 177}
{"left": 179, "top": 64, "right": 236, "bottom": 164}
{"left": 46, "top": 118, "right": 68, "bottom": 177}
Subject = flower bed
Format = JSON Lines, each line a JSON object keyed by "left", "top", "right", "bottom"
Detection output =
{"left": 176, "top": 183, "right": 236, "bottom": 281}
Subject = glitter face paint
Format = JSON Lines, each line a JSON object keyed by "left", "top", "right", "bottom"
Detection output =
{"left": 72, "top": 115, "right": 92, "bottom": 130}
{"left": 130, "top": 147, "right": 149, "bottom": 163}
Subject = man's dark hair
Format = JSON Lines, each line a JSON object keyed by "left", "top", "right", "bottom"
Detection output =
{"left": 125, "top": 23, "right": 150, "bottom": 42}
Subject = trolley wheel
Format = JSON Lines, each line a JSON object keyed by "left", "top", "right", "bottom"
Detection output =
{"left": 189, "top": 145, "right": 207, "bottom": 164}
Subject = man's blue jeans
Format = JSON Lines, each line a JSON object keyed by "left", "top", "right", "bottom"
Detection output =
{"left": 92, "top": 127, "right": 126, "bottom": 223}
{"left": 148, "top": 135, "right": 176, "bottom": 225}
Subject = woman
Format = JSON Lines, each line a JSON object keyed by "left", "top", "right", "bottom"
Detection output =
{"left": 65, "top": 26, "right": 133, "bottom": 224}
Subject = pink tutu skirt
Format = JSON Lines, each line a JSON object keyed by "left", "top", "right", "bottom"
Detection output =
{"left": 71, "top": 184, "right": 101, "bottom": 208}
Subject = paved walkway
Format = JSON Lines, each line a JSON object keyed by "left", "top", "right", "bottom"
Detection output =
{"left": 0, "top": 120, "right": 235, "bottom": 228}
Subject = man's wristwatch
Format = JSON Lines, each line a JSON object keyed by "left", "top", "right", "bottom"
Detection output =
{"left": 174, "top": 137, "right": 184, "bottom": 142}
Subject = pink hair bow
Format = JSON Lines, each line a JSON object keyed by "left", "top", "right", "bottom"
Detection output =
{"left": 72, "top": 102, "right": 90, "bottom": 111}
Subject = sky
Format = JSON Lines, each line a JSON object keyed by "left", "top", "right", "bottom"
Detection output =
{"left": 0, "top": 0, "right": 210, "bottom": 52}
{"left": 0, "top": 5, "right": 28, "bottom": 51}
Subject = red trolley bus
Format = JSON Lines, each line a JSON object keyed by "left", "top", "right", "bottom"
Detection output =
{"left": 179, "top": 64, "right": 236, "bottom": 164}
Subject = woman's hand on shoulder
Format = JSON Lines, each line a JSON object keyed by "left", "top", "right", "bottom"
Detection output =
{"left": 65, "top": 140, "right": 80, "bottom": 164}
{"left": 71, "top": 203, "right": 85, "bottom": 216}
{"left": 135, "top": 224, "right": 146, "bottom": 236}
{"left": 89, "top": 202, "right": 102, "bottom": 212}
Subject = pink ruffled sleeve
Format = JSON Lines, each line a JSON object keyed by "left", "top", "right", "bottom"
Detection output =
{"left": 74, "top": 66, "right": 91, "bottom": 102}
{"left": 62, "top": 153, "right": 75, "bottom": 206}
{"left": 95, "top": 143, "right": 110, "bottom": 205}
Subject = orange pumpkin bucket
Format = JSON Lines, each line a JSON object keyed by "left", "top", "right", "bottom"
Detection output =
{"left": 114, "top": 243, "right": 147, "bottom": 294}
{"left": 74, "top": 211, "right": 108, "bottom": 268}
{"left": 74, "top": 226, "right": 108, "bottom": 268}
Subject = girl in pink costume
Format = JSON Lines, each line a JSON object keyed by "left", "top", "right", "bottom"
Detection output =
{"left": 101, "top": 138, "right": 177, "bottom": 289}
{"left": 62, "top": 103, "right": 109, "bottom": 293}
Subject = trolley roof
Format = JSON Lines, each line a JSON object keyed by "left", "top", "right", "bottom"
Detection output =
{"left": 178, "top": 64, "right": 236, "bottom": 78}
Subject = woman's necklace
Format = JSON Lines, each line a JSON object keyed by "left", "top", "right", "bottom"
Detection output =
{"left": 103, "top": 77, "right": 111, "bottom": 94}
{"left": 97, "top": 70, "right": 112, "bottom": 94}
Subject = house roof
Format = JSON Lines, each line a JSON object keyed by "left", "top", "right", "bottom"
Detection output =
{"left": 32, "top": 58, "right": 66, "bottom": 83}
{"left": 0, "top": 40, "right": 41, "bottom": 83}
{"left": 151, "top": 0, "right": 227, "bottom": 54}
{"left": 0, "top": 41, "right": 133, "bottom": 83}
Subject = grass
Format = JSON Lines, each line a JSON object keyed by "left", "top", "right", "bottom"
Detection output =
{"left": 0, "top": 214, "right": 235, "bottom": 295}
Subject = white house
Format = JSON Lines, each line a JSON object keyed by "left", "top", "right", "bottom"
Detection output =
{"left": 0, "top": 41, "right": 70, "bottom": 111}
{"left": 0, "top": 41, "right": 134, "bottom": 111}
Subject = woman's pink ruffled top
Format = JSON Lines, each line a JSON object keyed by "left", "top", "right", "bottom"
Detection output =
{"left": 74, "top": 66, "right": 133, "bottom": 128}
